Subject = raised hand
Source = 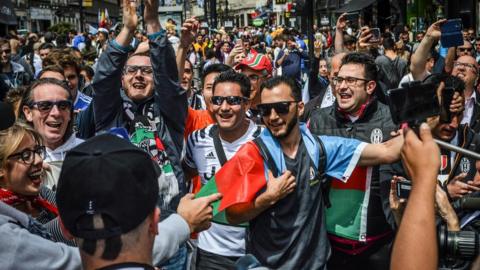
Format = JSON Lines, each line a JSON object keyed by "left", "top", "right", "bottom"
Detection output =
{"left": 336, "top": 13, "right": 347, "bottom": 32}
{"left": 425, "top": 19, "right": 447, "bottom": 41}
{"left": 263, "top": 170, "right": 296, "bottom": 205}
{"left": 180, "top": 17, "right": 199, "bottom": 49}
{"left": 144, "top": 0, "right": 161, "bottom": 33}
{"left": 122, "top": 0, "right": 138, "bottom": 33}
{"left": 447, "top": 173, "right": 480, "bottom": 199}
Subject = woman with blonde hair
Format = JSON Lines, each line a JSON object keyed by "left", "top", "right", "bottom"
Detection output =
{"left": 0, "top": 121, "right": 57, "bottom": 223}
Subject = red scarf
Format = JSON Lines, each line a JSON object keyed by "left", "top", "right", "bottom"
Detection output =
{"left": 337, "top": 97, "right": 372, "bottom": 120}
{"left": 0, "top": 188, "right": 58, "bottom": 216}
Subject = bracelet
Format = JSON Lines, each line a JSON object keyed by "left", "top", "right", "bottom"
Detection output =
{"left": 147, "top": 29, "right": 166, "bottom": 41}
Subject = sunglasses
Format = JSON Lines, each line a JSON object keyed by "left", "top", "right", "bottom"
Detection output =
{"left": 211, "top": 96, "right": 248, "bottom": 106}
{"left": 257, "top": 101, "right": 295, "bottom": 117}
{"left": 458, "top": 47, "right": 473, "bottom": 52}
{"left": 29, "top": 100, "right": 73, "bottom": 113}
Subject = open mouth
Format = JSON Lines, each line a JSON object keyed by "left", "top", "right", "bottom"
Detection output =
{"left": 339, "top": 92, "right": 352, "bottom": 100}
{"left": 28, "top": 170, "right": 43, "bottom": 185}
{"left": 132, "top": 82, "right": 146, "bottom": 90}
{"left": 218, "top": 113, "right": 233, "bottom": 120}
{"left": 46, "top": 122, "right": 62, "bottom": 129}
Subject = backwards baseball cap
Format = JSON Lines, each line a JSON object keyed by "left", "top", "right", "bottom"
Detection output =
{"left": 56, "top": 134, "right": 160, "bottom": 241}
{"left": 236, "top": 53, "right": 273, "bottom": 76}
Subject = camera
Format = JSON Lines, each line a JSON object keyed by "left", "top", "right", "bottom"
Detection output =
{"left": 438, "top": 224, "right": 480, "bottom": 260}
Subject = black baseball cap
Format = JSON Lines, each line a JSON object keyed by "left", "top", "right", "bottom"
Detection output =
{"left": 56, "top": 134, "right": 160, "bottom": 240}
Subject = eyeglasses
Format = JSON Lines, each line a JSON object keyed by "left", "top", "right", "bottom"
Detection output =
{"left": 454, "top": 62, "right": 478, "bottom": 72}
{"left": 8, "top": 145, "right": 46, "bottom": 164}
{"left": 457, "top": 47, "right": 473, "bottom": 52}
{"left": 257, "top": 101, "right": 295, "bottom": 117}
{"left": 332, "top": 76, "right": 370, "bottom": 87}
{"left": 124, "top": 65, "right": 153, "bottom": 75}
{"left": 29, "top": 100, "right": 73, "bottom": 113}
{"left": 211, "top": 96, "right": 248, "bottom": 106}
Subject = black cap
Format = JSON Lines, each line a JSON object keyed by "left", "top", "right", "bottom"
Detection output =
{"left": 56, "top": 134, "right": 160, "bottom": 240}
{"left": 0, "top": 102, "right": 15, "bottom": 131}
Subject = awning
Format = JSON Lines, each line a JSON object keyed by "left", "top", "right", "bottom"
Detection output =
{"left": 336, "top": 0, "right": 377, "bottom": 13}
{"left": 0, "top": 0, "right": 16, "bottom": 25}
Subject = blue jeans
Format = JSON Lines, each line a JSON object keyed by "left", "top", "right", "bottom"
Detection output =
{"left": 158, "top": 244, "right": 188, "bottom": 270}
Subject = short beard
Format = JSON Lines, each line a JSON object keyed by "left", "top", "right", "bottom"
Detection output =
{"left": 271, "top": 112, "right": 298, "bottom": 140}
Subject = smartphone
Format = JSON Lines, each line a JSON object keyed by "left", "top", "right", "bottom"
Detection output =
{"left": 236, "top": 39, "right": 243, "bottom": 47}
{"left": 441, "top": 19, "right": 463, "bottom": 48}
{"left": 345, "top": 12, "right": 359, "bottom": 24}
{"left": 369, "top": 28, "right": 381, "bottom": 43}
{"left": 396, "top": 180, "right": 412, "bottom": 199}
{"left": 386, "top": 82, "right": 440, "bottom": 125}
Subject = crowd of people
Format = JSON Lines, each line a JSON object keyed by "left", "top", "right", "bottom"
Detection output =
{"left": 1, "top": 0, "right": 480, "bottom": 269}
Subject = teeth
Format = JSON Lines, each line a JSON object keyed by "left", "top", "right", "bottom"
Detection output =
{"left": 29, "top": 171, "right": 42, "bottom": 178}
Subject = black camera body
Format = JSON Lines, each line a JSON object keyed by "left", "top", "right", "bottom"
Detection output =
{"left": 438, "top": 224, "right": 480, "bottom": 261}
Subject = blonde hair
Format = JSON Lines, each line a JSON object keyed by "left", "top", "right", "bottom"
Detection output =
{"left": 0, "top": 121, "right": 42, "bottom": 170}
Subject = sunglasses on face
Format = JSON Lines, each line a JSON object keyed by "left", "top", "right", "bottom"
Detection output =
{"left": 458, "top": 47, "right": 473, "bottom": 52}
{"left": 8, "top": 145, "right": 46, "bottom": 164}
{"left": 211, "top": 96, "right": 248, "bottom": 106}
{"left": 257, "top": 101, "right": 295, "bottom": 117}
{"left": 29, "top": 100, "right": 73, "bottom": 113}
{"left": 124, "top": 65, "right": 153, "bottom": 75}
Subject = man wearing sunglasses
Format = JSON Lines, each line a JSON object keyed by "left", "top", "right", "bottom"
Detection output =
{"left": 308, "top": 52, "right": 399, "bottom": 269}
{"left": 456, "top": 40, "right": 474, "bottom": 58}
{"left": 451, "top": 55, "right": 480, "bottom": 132}
{"left": 222, "top": 75, "right": 403, "bottom": 269}
{"left": 19, "top": 78, "right": 83, "bottom": 167}
{"left": 184, "top": 71, "right": 261, "bottom": 268}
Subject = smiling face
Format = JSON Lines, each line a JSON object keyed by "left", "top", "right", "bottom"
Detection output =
{"left": 122, "top": 55, "right": 154, "bottom": 102}
{"left": 319, "top": 59, "right": 329, "bottom": 77}
{"left": 210, "top": 82, "right": 250, "bottom": 132}
{"left": 23, "top": 84, "right": 71, "bottom": 150}
{"left": 181, "top": 60, "right": 193, "bottom": 91}
{"left": 1, "top": 134, "right": 44, "bottom": 196}
{"left": 260, "top": 83, "right": 303, "bottom": 139}
{"left": 334, "top": 63, "right": 376, "bottom": 115}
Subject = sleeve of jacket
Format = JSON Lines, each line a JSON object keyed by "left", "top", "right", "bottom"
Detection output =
{"left": 149, "top": 34, "right": 188, "bottom": 153}
{"left": 92, "top": 41, "right": 131, "bottom": 131}
{"left": 152, "top": 214, "right": 190, "bottom": 265}
{"left": 0, "top": 215, "right": 81, "bottom": 270}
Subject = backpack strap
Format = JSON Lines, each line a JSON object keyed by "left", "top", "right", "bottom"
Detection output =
{"left": 209, "top": 125, "right": 228, "bottom": 166}
{"left": 253, "top": 137, "right": 279, "bottom": 177}
{"left": 313, "top": 135, "right": 331, "bottom": 208}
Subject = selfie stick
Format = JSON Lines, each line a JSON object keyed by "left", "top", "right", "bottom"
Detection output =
{"left": 434, "top": 139, "right": 480, "bottom": 160}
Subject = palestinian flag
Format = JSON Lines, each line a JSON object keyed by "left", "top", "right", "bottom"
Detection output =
{"left": 195, "top": 141, "right": 267, "bottom": 225}
{"left": 326, "top": 166, "right": 370, "bottom": 241}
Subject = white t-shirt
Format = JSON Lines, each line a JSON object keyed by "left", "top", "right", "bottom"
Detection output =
{"left": 184, "top": 121, "right": 261, "bottom": 257}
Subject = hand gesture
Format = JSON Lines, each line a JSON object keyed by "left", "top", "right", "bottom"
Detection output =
{"left": 180, "top": 17, "right": 199, "bottom": 49}
{"left": 177, "top": 193, "right": 222, "bottom": 233}
{"left": 425, "top": 19, "right": 447, "bottom": 41}
{"left": 264, "top": 170, "right": 296, "bottom": 205}
{"left": 144, "top": 0, "right": 160, "bottom": 24}
{"left": 357, "top": 26, "right": 374, "bottom": 50}
{"left": 122, "top": 0, "right": 138, "bottom": 33}
{"left": 446, "top": 173, "right": 480, "bottom": 199}
{"left": 336, "top": 13, "right": 347, "bottom": 32}
{"left": 401, "top": 123, "right": 440, "bottom": 184}
{"left": 449, "top": 91, "right": 464, "bottom": 113}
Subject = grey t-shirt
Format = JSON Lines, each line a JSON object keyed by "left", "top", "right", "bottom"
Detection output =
{"left": 246, "top": 140, "right": 330, "bottom": 269}
{"left": 375, "top": 55, "right": 408, "bottom": 90}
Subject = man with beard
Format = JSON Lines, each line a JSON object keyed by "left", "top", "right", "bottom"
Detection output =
{"left": 221, "top": 76, "right": 403, "bottom": 269}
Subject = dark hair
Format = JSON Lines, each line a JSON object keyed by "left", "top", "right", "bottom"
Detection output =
{"left": 260, "top": 76, "right": 301, "bottom": 101}
{"left": 80, "top": 65, "right": 94, "bottom": 80}
{"left": 38, "top": 65, "right": 65, "bottom": 79}
{"left": 39, "top": 43, "right": 54, "bottom": 51}
{"left": 382, "top": 37, "right": 396, "bottom": 51}
{"left": 18, "top": 78, "right": 74, "bottom": 141}
{"left": 201, "top": 63, "right": 232, "bottom": 85}
{"left": 341, "top": 52, "right": 377, "bottom": 81}
{"left": 212, "top": 70, "right": 251, "bottom": 98}
{"left": 42, "top": 49, "right": 80, "bottom": 74}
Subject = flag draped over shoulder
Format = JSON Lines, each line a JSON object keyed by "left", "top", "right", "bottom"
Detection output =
{"left": 196, "top": 123, "right": 321, "bottom": 225}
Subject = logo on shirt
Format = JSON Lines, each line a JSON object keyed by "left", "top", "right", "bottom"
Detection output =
{"left": 440, "top": 155, "right": 448, "bottom": 171}
{"left": 309, "top": 166, "right": 319, "bottom": 186}
{"left": 206, "top": 152, "right": 216, "bottom": 159}
{"left": 460, "top": 157, "right": 471, "bottom": 173}
{"left": 370, "top": 128, "right": 383, "bottom": 144}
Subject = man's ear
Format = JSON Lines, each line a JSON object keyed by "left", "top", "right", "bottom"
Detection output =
{"left": 149, "top": 207, "right": 161, "bottom": 235}
{"left": 366, "top": 81, "right": 377, "bottom": 95}
{"left": 297, "top": 101, "right": 305, "bottom": 117}
{"left": 22, "top": 105, "right": 33, "bottom": 122}
{"left": 58, "top": 217, "right": 75, "bottom": 240}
